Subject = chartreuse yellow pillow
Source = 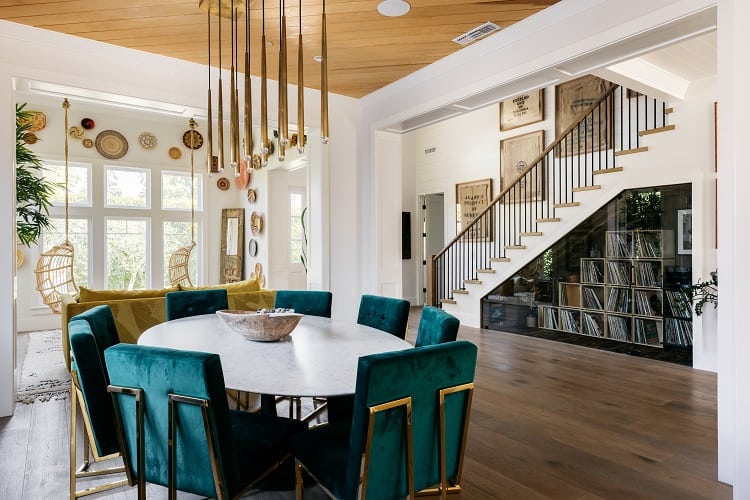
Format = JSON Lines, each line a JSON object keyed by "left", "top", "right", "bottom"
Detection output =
{"left": 181, "top": 277, "right": 261, "bottom": 293}
{"left": 78, "top": 286, "right": 178, "bottom": 303}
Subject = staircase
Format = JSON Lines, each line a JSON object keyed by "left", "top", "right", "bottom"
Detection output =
{"left": 430, "top": 84, "right": 679, "bottom": 327}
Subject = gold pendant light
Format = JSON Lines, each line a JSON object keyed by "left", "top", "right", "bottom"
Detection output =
{"left": 243, "top": 0, "right": 253, "bottom": 165}
{"left": 277, "top": 0, "right": 288, "bottom": 161}
{"left": 260, "top": 0, "right": 270, "bottom": 166}
{"left": 206, "top": 8, "right": 214, "bottom": 175}
{"left": 321, "top": 0, "right": 329, "bottom": 144}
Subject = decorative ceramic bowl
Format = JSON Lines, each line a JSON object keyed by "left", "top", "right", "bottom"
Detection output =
{"left": 216, "top": 310, "right": 302, "bottom": 342}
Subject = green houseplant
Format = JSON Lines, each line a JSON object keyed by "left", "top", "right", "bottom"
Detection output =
{"left": 16, "top": 103, "right": 56, "bottom": 246}
{"left": 690, "top": 270, "right": 718, "bottom": 316}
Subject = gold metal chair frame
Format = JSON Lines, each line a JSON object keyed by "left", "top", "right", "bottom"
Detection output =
{"left": 295, "top": 396, "right": 415, "bottom": 500}
{"left": 108, "top": 383, "right": 291, "bottom": 500}
{"left": 69, "top": 370, "right": 130, "bottom": 499}
{"left": 416, "top": 382, "right": 475, "bottom": 499}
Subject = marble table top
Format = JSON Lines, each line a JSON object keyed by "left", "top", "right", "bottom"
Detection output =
{"left": 138, "top": 314, "right": 411, "bottom": 397}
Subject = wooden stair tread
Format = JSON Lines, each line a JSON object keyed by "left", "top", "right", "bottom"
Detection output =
{"left": 639, "top": 124, "right": 676, "bottom": 136}
{"left": 537, "top": 217, "right": 561, "bottom": 223}
{"left": 554, "top": 202, "right": 580, "bottom": 208}
{"left": 593, "top": 167, "right": 624, "bottom": 175}
{"left": 477, "top": 269, "right": 496, "bottom": 274}
{"left": 452, "top": 289, "right": 469, "bottom": 295}
{"left": 441, "top": 298, "right": 457, "bottom": 305}
{"left": 665, "top": 107, "right": 674, "bottom": 114}
{"left": 490, "top": 257, "right": 510, "bottom": 262}
{"left": 465, "top": 279, "right": 483, "bottom": 285}
{"left": 505, "top": 245, "right": 527, "bottom": 250}
{"left": 572, "top": 185, "right": 601, "bottom": 192}
{"left": 615, "top": 146, "right": 648, "bottom": 156}
{"left": 520, "top": 232, "right": 543, "bottom": 237}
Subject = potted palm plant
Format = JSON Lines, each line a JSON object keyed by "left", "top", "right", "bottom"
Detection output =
{"left": 16, "top": 103, "right": 56, "bottom": 247}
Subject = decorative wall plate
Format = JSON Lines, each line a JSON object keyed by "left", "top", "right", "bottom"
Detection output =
{"left": 81, "top": 118, "right": 95, "bottom": 130}
{"left": 138, "top": 131, "right": 158, "bottom": 150}
{"left": 95, "top": 130, "right": 128, "bottom": 159}
{"left": 217, "top": 177, "right": 231, "bottom": 191}
{"left": 68, "top": 125, "right": 85, "bottom": 140}
{"left": 82, "top": 138, "right": 94, "bottom": 148}
{"left": 23, "top": 132, "right": 38, "bottom": 144}
{"left": 246, "top": 188, "right": 257, "bottom": 204}
{"left": 248, "top": 239, "right": 258, "bottom": 257}
{"left": 250, "top": 211, "right": 264, "bottom": 235}
{"left": 182, "top": 130, "right": 204, "bottom": 149}
{"left": 168, "top": 147, "right": 182, "bottom": 159}
{"left": 20, "top": 111, "right": 47, "bottom": 132}
{"left": 252, "top": 154, "right": 261, "bottom": 170}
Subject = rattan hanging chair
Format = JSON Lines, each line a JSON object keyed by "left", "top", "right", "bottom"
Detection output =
{"left": 168, "top": 118, "right": 198, "bottom": 288}
{"left": 34, "top": 99, "right": 77, "bottom": 313}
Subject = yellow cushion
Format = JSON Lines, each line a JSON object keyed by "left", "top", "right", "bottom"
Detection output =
{"left": 182, "top": 277, "right": 261, "bottom": 293}
{"left": 78, "top": 286, "right": 178, "bottom": 303}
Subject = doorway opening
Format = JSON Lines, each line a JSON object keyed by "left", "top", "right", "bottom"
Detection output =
{"left": 421, "top": 193, "right": 444, "bottom": 305}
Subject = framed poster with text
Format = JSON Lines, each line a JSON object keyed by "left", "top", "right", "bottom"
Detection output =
{"left": 500, "top": 89, "right": 544, "bottom": 131}
{"left": 500, "top": 130, "right": 545, "bottom": 203}
{"left": 456, "top": 179, "right": 493, "bottom": 241}
{"left": 555, "top": 75, "right": 613, "bottom": 156}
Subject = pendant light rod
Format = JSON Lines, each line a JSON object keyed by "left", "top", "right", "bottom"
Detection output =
{"left": 217, "top": 3, "right": 225, "bottom": 172}
{"left": 297, "top": 0, "right": 305, "bottom": 153}
{"left": 244, "top": 0, "right": 253, "bottom": 163}
{"left": 229, "top": 0, "right": 238, "bottom": 175}
{"left": 207, "top": 8, "right": 214, "bottom": 174}
{"left": 260, "top": 0, "right": 269, "bottom": 166}
{"left": 321, "top": 0, "right": 329, "bottom": 144}
{"left": 278, "top": 0, "right": 287, "bottom": 161}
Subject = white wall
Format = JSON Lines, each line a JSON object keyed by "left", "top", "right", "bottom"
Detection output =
{"left": 0, "top": 20, "right": 359, "bottom": 416}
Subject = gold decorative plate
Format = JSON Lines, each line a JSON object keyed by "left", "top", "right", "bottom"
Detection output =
{"left": 252, "top": 154, "right": 262, "bottom": 170}
{"left": 20, "top": 111, "right": 47, "bottom": 132}
{"left": 82, "top": 138, "right": 94, "bottom": 148}
{"left": 247, "top": 188, "right": 257, "bottom": 204}
{"left": 169, "top": 147, "right": 182, "bottom": 159}
{"left": 251, "top": 211, "right": 264, "bottom": 235}
{"left": 138, "top": 131, "right": 158, "bottom": 150}
{"left": 23, "top": 132, "right": 38, "bottom": 144}
{"left": 217, "top": 177, "right": 231, "bottom": 191}
{"left": 182, "top": 130, "right": 203, "bottom": 149}
{"left": 69, "top": 125, "right": 85, "bottom": 140}
{"left": 95, "top": 130, "right": 128, "bottom": 159}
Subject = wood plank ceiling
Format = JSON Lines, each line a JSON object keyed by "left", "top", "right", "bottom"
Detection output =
{"left": 0, "top": 0, "right": 559, "bottom": 98}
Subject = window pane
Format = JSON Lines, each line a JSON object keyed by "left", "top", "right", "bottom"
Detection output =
{"left": 105, "top": 167, "right": 149, "bottom": 208}
{"left": 43, "top": 161, "right": 91, "bottom": 206}
{"left": 162, "top": 172, "right": 202, "bottom": 211}
{"left": 163, "top": 221, "right": 200, "bottom": 286}
{"left": 106, "top": 218, "right": 148, "bottom": 289}
{"left": 290, "top": 192, "right": 303, "bottom": 216}
{"left": 43, "top": 218, "right": 89, "bottom": 288}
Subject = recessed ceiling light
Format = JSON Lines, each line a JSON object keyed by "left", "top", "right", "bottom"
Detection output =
{"left": 313, "top": 55, "right": 323, "bottom": 63}
{"left": 377, "top": 0, "right": 410, "bottom": 17}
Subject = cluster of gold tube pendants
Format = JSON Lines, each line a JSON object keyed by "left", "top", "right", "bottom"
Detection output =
{"left": 200, "top": 0, "right": 329, "bottom": 176}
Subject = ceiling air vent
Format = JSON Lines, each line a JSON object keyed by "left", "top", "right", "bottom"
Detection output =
{"left": 452, "top": 22, "right": 501, "bottom": 46}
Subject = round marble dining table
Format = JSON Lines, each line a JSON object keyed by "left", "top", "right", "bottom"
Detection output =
{"left": 138, "top": 314, "right": 411, "bottom": 397}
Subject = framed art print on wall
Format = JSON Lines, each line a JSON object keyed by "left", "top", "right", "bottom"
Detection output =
{"left": 456, "top": 178, "right": 493, "bottom": 240}
{"left": 500, "top": 130, "right": 545, "bottom": 203}
{"left": 499, "top": 89, "right": 544, "bottom": 131}
{"left": 555, "top": 74, "right": 613, "bottom": 156}
{"left": 677, "top": 209, "right": 693, "bottom": 255}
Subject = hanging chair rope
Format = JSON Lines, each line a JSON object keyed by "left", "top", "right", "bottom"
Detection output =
{"left": 34, "top": 98, "right": 78, "bottom": 313}
{"left": 168, "top": 117, "right": 198, "bottom": 287}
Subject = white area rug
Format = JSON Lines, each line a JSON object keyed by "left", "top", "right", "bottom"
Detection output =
{"left": 17, "top": 329, "right": 70, "bottom": 404}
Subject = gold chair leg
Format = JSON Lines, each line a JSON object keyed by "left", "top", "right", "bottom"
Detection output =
{"left": 70, "top": 388, "right": 78, "bottom": 500}
{"left": 295, "top": 460, "right": 304, "bottom": 500}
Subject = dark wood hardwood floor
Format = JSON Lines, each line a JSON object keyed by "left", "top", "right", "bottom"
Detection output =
{"left": 0, "top": 308, "right": 731, "bottom": 498}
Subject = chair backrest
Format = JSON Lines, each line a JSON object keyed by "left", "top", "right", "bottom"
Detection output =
{"left": 274, "top": 290, "right": 332, "bottom": 318}
{"left": 356, "top": 294, "right": 410, "bottom": 339}
{"left": 415, "top": 306, "right": 460, "bottom": 347}
{"left": 344, "top": 340, "right": 478, "bottom": 499}
{"left": 68, "top": 304, "right": 121, "bottom": 458}
{"left": 165, "top": 289, "right": 229, "bottom": 321}
{"left": 105, "top": 343, "right": 240, "bottom": 498}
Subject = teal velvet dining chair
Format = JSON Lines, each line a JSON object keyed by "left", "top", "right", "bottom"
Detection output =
{"left": 415, "top": 306, "right": 460, "bottom": 347}
{"left": 274, "top": 290, "right": 332, "bottom": 318}
{"left": 68, "top": 305, "right": 131, "bottom": 498}
{"left": 105, "top": 343, "right": 307, "bottom": 499}
{"left": 357, "top": 294, "right": 410, "bottom": 339}
{"left": 292, "top": 340, "right": 478, "bottom": 500}
{"left": 165, "top": 288, "right": 229, "bottom": 321}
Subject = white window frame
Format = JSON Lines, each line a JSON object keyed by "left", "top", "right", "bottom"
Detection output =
{"left": 104, "top": 216, "right": 152, "bottom": 290}
{"left": 43, "top": 160, "right": 93, "bottom": 208}
{"left": 161, "top": 170, "right": 203, "bottom": 212}
{"left": 104, "top": 165, "right": 151, "bottom": 210}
